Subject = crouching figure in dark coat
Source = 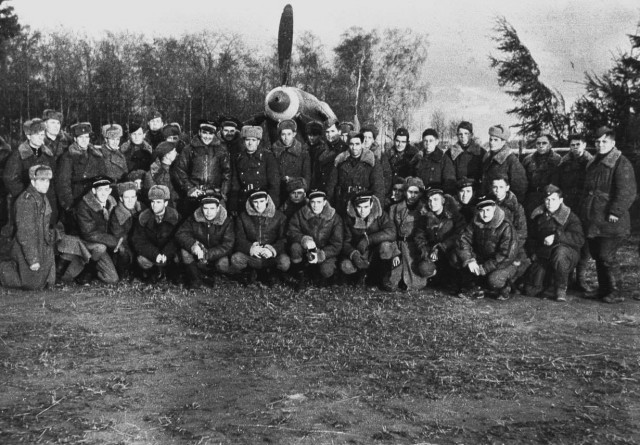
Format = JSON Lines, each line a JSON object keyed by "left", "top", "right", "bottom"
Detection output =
{"left": 131, "top": 185, "right": 181, "bottom": 282}
{"left": 287, "top": 189, "right": 343, "bottom": 287}
{"left": 0, "top": 165, "right": 56, "bottom": 289}
{"left": 75, "top": 176, "right": 120, "bottom": 284}
{"left": 456, "top": 196, "right": 518, "bottom": 300}
{"left": 384, "top": 177, "right": 428, "bottom": 292}
{"left": 415, "top": 187, "right": 465, "bottom": 289}
{"left": 176, "top": 192, "right": 234, "bottom": 289}
{"left": 341, "top": 192, "right": 397, "bottom": 286}
{"left": 108, "top": 181, "right": 143, "bottom": 280}
{"left": 231, "top": 190, "right": 290, "bottom": 285}
{"left": 524, "top": 185, "right": 584, "bottom": 301}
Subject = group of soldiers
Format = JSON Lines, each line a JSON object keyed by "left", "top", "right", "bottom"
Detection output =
{"left": 0, "top": 109, "right": 636, "bottom": 304}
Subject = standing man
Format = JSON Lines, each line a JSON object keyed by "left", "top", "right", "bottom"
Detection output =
{"left": 0, "top": 165, "right": 56, "bottom": 290}
{"left": 100, "top": 124, "right": 128, "bottom": 183}
{"left": 304, "top": 121, "right": 326, "bottom": 173}
{"left": 328, "top": 131, "right": 385, "bottom": 215}
{"left": 121, "top": 121, "right": 153, "bottom": 173}
{"left": 145, "top": 110, "right": 165, "bottom": 150}
{"left": 174, "top": 119, "right": 231, "bottom": 213}
{"left": 311, "top": 119, "right": 347, "bottom": 192}
{"left": 521, "top": 133, "right": 561, "bottom": 217}
{"left": 271, "top": 119, "right": 311, "bottom": 204}
{"left": 218, "top": 117, "right": 244, "bottom": 160}
{"left": 42, "top": 109, "right": 72, "bottom": 160}
{"left": 581, "top": 126, "right": 636, "bottom": 303}
{"left": 552, "top": 133, "right": 593, "bottom": 291}
{"left": 448, "top": 121, "right": 484, "bottom": 183}
{"left": 387, "top": 128, "right": 418, "bottom": 184}
{"left": 4, "top": 119, "right": 58, "bottom": 225}
{"left": 412, "top": 129, "right": 456, "bottom": 194}
{"left": 481, "top": 125, "right": 527, "bottom": 202}
{"left": 230, "top": 126, "right": 280, "bottom": 212}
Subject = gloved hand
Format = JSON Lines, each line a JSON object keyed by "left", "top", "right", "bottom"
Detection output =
{"left": 301, "top": 236, "right": 316, "bottom": 251}
{"left": 316, "top": 249, "right": 326, "bottom": 263}
{"left": 249, "top": 242, "right": 262, "bottom": 257}
{"left": 351, "top": 250, "right": 370, "bottom": 269}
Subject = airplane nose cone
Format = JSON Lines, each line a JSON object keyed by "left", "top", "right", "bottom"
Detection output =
{"left": 267, "top": 90, "right": 291, "bottom": 113}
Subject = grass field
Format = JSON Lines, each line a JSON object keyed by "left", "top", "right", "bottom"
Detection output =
{"left": 1, "top": 239, "right": 639, "bottom": 444}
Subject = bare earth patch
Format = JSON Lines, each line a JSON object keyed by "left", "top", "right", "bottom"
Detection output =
{"left": 1, "top": 239, "right": 639, "bottom": 444}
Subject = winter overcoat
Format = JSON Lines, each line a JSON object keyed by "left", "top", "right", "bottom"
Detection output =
{"left": 0, "top": 185, "right": 55, "bottom": 289}
{"left": 75, "top": 192, "right": 120, "bottom": 249}
{"left": 342, "top": 196, "right": 396, "bottom": 257}
{"left": 580, "top": 148, "right": 637, "bottom": 238}
{"left": 552, "top": 151, "right": 593, "bottom": 211}
{"left": 287, "top": 201, "right": 343, "bottom": 259}
{"left": 481, "top": 146, "right": 528, "bottom": 202}
{"left": 176, "top": 205, "right": 234, "bottom": 261}
{"left": 387, "top": 145, "right": 419, "bottom": 182}
{"left": 56, "top": 143, "right": 107, "bottom": 211}
{"left": 495, "top": 191, "right": 527, "bottom": 252}
{"left": 522, "top": 151, "right": 562, "bottom": 215}
{"left": 312, "top": 138, "right": 347, "bottom": 192}
{"left": 527, "top": 203, "right": 584, "bottom": 259}
{"left": 144, "top": 160, "right": 179, "bottom": 207}
{"left": 328, "top": 149, "right": 385, "bottom": 215}
{"left": 415, "top": 205, "right": 465, "bottom": 256}
{"left": 448, "top": 141, "right": 484, "bottom": 182}
{"left": 235, "top": 195, "right": 287, "bottom": 256}
{"left": 388, "top": 200, "right": 427, "bottom": 290}
{"left": 43, "top": 132, "right": 72, "bottom": 160}
{"left": 457, "top": 206, "right": 518, "bottom": 274}
{"left": 131, "top": 206, "right": 181, "bottom": 261}
{"left": 230, "top": 148, "right": 280, "bottom": 210}
{"left": 100, "top": 146, "right": 129, "bottom": 183}
{"left": 412, "top": 148, "right": 457, "bottom": 194}
{"left": 271, "top": 139, "right": 311, "bottom": 187}
{"left": 174, "top": 136, "right": 231, "bottom": 199}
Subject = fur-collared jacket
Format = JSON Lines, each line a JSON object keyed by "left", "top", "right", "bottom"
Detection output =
{"left": 342, "top": 195, "right": 396, "bottom": 257}
{"left": 481, "top": 146, "right": 528, "bottom": 202}
{"left": 176, "top": 205, "right": 234, "bottom": 262}
{"left": 494, "top": 191, "right": 527, "bottom": 251}
{"left": 75, "top": 192, "right": 120, "bottom": 249}
{"left": 387, "top": 144, "right": 419, "bottom": 182}
{"left": 43, "top": 131, "right": 72, "bottom": 160}
{"left": 100, "top": 145, "right": 129, "bottom": 183}
{"left": 328, "top": 149, "right": 385, "bottom": 215}
{"left": 131, "top": 206, "right": 181, "bottom": 261}
{"left": 287, "top": 201, "right": 343, "bottom": 259}
{"left": 271, "top": 139, "right": 311, "bottom": 187}
{"left": 235, "top": 195, "right": 287, "bottom": 256}
{"left": 457, "top": 206, "right": 518, "bottom": 274}
{"left": 174, "top": 136, "right": 231, "bottom": 199}
{"left": 448, "top": 140, "right": 484, "bottom": 182}
{"left": 527, "top": 203, "right": 584, "bottom": 259}
{"left": 108, "top": 201, "right": 143, "bottom": 240}
{"left": 56, "top": 143, "right": 107, "bottom": 211}
{"left": 411, "top": 147, "right": 457, "bottom": 194}
{"left": 580, "top": 148, "right": 637, "bottom": 238}
{"left": 3, "top": 141, "right": 56, "bottom": 198}
{"left": 415, "top": 204, "right": 465, "bottom": 256}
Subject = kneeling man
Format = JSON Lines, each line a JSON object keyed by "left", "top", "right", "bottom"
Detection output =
{"left": 287, "top": 189, "right": 343, "bottom": 287}
{"left": 341, "top": 191, "right": 397, "bottom": 286}
{"left": 456, "top": 196, "right": 518, "bottom": 300}
{"left": 176, "top": 191, "right": 234, "bottom": 288}
{"left": 525, "top": 185, "right": 584, "bottom": 301}
{"left": 231, "top": 190, "right": 290, "bottom": 285}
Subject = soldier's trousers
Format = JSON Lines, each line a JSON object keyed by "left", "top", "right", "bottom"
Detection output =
{"left": 527, "top": 245, "right": 580, "bottom": 290}
{"left": 588, "top": 237, "right": 623, "bottom": 292}
{"left": 230, "top": 252, "right": 290, "bottom": 272}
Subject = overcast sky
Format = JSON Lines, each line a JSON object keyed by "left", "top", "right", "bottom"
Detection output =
{"left": 12, "top": 0, "right": 640, "bottom": 140}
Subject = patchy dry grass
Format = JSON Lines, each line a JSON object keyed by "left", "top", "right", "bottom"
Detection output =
{"left": 1, "top": 238, "right": 640, "bottom": 444}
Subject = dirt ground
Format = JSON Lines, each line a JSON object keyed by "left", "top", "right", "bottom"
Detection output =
{"left": 1, "top": 240, "right": 639, "bottom": 444}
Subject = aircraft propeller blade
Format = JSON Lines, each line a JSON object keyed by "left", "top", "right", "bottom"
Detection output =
{"left": 278, "top": 4, "right": 294, "bottom": 86}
